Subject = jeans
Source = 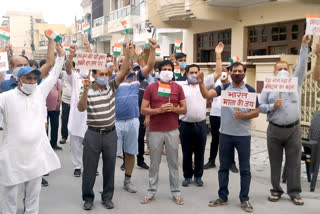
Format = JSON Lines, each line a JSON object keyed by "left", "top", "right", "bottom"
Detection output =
{"left": 61, "top": 102, "right": 70, "bottom": 140}
{"left": 218, "top": 133, "right": 251, "bottom": 202}
{"left": 137, "top": 120, "right": 146, "bottom": 163}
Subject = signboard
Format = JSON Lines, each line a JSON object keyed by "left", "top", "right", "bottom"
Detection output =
{"left": 221, "top": 91, "right": 257, "bottom": 109}
{"left": 75, "top": 53, "right": 107, "bottom": 70}
{"left": 263, "top": 76, "right": 298, "bottom": 92}
{"left": 0, "top": 52, "right": 9, "bottom": 72}
{"left": 306, "top": 17, "right": 320, "bottom": 35}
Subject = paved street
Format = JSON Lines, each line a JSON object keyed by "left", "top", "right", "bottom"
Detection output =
{"left": 1, "top": 131, "right": 320, "bottom": 214}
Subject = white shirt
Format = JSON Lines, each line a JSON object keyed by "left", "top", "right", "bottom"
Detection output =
{"left": 0, "top": 57, "right": 64, "bottom": 186}
{"left": 60, "top": 70, "right": 72, "bottom": 104}
{"left": 67, "top": 69, "right": 88, "bottom": 138}
{"left": 210, "top": 79, "right": 222, "bottom": 117}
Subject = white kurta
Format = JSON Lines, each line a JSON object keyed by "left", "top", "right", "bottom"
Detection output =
{"left": 0, "top": 57, "right": 64, "bottom": 186}
{"left": 67, "top": 70, "right": 88, "bottom": 138}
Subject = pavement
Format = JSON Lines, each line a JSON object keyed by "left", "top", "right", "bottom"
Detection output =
{"left": 0, "top": 131, "right": 320, "bottom": 214}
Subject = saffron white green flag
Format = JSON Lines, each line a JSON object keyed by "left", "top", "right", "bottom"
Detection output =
{"left": 64, "top": 44, "right": 70, "bottom": 51}
{"left": 119, "top": 35, "right": 125, "bottom": 44}
{"left": 156, "top": 48, "right": 161, "bottom": 56}
{"left": 145, "top": 40, "right": 150, "bottom": 48}
{"left": 174, "top": 65, "right": 181, "bottom": 77}
{"left": 121, "top": 20, "right": 130, "bottom": 34}
{"left": 113, "top": 43, "right": 122, "bottom": 56}
{"left": 83, "top": 23, "right": 91, "bottom": 33}
{"left": 72, "top": 34, "right": 77, "bottom": 44}
{"left": 46, "top": 30, "right": 62, "bottom": 42}
{"left": 174, "top": 40, "right": 182, "bottom": 49}
{"left": 0, "top": 27, "right": 10, "bottom": 41}
{"left": 158, "top": 83, "right": 171, "bottom": 97}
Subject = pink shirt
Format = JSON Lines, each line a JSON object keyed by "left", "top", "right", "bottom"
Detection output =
{"left": 46, "top": 80, "right": 61, "bottom": 111}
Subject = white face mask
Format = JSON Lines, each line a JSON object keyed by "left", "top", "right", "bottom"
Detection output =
{"left": 159, "top": 70, "right": 173, "bottom": 83}
{"left": 276, "top": 69, "right": 289, "bottom": 78}
{"left": 21, "top": 82, "right": 37, "bottom": 95}
{"left": 12, "top": 66, "right": 23, "bottom": 78}
{"left": 79, "top": 69, "right": 89, "bottom": 78}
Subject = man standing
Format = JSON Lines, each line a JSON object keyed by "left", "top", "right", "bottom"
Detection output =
{"left": 259, "top": 35, "right": 311, "bottom": 206}
{"left": 0, "top": 42, "right": 64, "bottom": 214}
{"left": 78, "top": 41, "right": 131, "bottom": 210}
{"left": 175, "top": 53, "right": 187, "bottom": 81}
{"left": 114, "top": 39, "right": 157, "bottom": 193}
{"left": 140, "top": 60, "right": 187, "bottom": 205}
{"left": 198, "top": 62, "right": 259, "bottom": 213}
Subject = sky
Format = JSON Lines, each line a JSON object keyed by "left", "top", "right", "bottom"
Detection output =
{"left": 0, "top": 0, "right": 83, "bottom": 26}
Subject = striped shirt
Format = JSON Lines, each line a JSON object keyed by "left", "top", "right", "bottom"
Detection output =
{"left": 85, "top": 80, "right": 118, "bottom": 128}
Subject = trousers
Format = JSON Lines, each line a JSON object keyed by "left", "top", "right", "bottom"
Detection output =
{"left": 70, "top": 134, "right": 83, "bottom": 170}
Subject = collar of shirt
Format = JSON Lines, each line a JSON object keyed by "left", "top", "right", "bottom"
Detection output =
{"left": 230, "top": 81, "right": 245, "bottom": 89}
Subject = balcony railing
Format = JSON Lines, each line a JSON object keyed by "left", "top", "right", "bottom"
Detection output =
{"left": 93, "top": 16, "right": 109, "bottom": 27}
{"left": 109, "top": 1, "right": 142, "bottom": 21}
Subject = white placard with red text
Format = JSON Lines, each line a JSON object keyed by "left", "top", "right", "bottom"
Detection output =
{"left": 306, "top": 18, "right": 320, "bottom": 35}
{"left": 263, "top": 76, "right": 298, "bottom": 92}
{"left": 0, "top": 52, "right": 9, "bottom": 72}
{"left": 75, "top": 53, "right": 107, "bottom": 70}
{"left": 221, "top": 91, "right": 257, "bottom": 110}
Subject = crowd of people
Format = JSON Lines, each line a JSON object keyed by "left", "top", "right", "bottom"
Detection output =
{"left": 0, "top": 31, "right": 319, "bottom": 214}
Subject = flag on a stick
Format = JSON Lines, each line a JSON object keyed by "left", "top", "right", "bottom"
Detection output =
{"left": 158, "top": 83, "right": 171, "bottom": 97}
{"left": 46, "top": 30, "right": 62, "bottom": 42}
{"left": 113, "top": 43, "right": 122, "bottom": 56}
{"left": 174, "top": 40, "right": 182, "bottom": 50}
{"left": 83, "top": 23, "right": 91, "bottom": 33}
{"left": 72, "top": 34, "right": 77, "bottom": 44}
{"left": 0, "top": 27, "right": 10, "bottom": 41}
{"left": 174, "top": 66, "right": 181, "bottom": 77}
{"left": 119, "top": 35, "right": 125, "bottom": 44}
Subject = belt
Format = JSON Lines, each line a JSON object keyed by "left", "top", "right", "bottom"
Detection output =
{"left": 181, "top": 120, "right": 206, "bottom": 126}
{"left": 88, "top": 126, "right": 115, "bottom": 135}
{"left": 269, "top": 120, "right": 299, "bottom": 128}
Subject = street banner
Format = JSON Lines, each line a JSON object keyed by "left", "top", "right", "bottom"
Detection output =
{"left": 221, "top": 91, "right": 257, "bottom": 109}
{"left": 0, "top": 27, "right": 10, "bottom": 41}
{"left": 263, "top": 76, "right": 298, "bottom": 92}
{"left": 0, "top": 52, "right": 9, "bottom": 72}
{"left": 75, "top": 53, "right": 108, "bottom": 70}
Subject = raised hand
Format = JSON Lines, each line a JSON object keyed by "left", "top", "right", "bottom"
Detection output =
{"left": 215, "top": 42, "right": 224, "bottom": 54}
{"left": 44, "top": 30, "right": 52, "bottom": 40}
{"left": 83, "top": 70, "right": 92, "bottom": 90}
{"left": 148, "top": 38, "right": 157, "bottom": 49}
{"left": 315, "top": 43, "right": 320, "bottom": 57}
{"left": 196, "top": 71, "right": 204, "bottom": 84}
{"left": 69, "top": 44, "right": 77, "bottom": 56}
{"left": 84, "top": 40, "right": 92, "bottom": 52}
{"left": 55, "top": 43, "right": 66, "bottom": 57}
{"left": 302, "top": 35, "right": 312, "bottom": 45}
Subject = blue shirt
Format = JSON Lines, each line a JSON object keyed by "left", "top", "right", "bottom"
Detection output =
{"left": 259, "top": 45, "right": 309, "bottom": 125}
{"left": 215, "top": 82, "right": 259, "bottom": 136}
{"left": 115, "top": 70, "right": 154, "bottom": 120}
{"left": 0, "top": 76, "right": 18, "bottom": 93}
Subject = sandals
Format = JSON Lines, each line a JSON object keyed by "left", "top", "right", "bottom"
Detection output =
{"left": 173, "top": 196, "right": 184, "bottom": 205}
{"left": 240, "top": 201, "right": 254, "bottom": 213}
{"left": 291, "top": 197, "right": 304, "bottom": 206}
{"left": 140, "top": 196, "right": 154, "bottom": 204}
{"left": 268, "top": 193, "right": 282, "bottom": 202}
{"left": 208, "top": 198, "right": 228, "bottom": 207}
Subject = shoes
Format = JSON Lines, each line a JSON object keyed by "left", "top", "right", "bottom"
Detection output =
{"left": 41, "top": 178, "right": 48, "bottom": 187}
{"left": 83, "top": 201, "right": 93, "bottom": 210}
{"left": 240, "top": 201, "right": 253, "bottom": 213}
{"left": 204, "top": 160, "right": 216, "bottom": 170}
{"left": 74, "top": 169, "right": 81, "bottom": 177}
{"left": 230, "top": 163, "right": 239, "bottom": 173}
{"left": 44, "top": 173, "right": 49, "bottom": 176}
{"left": 123, "top": 180, "right": 137, "bottom": 193}
{"left": 194, "top": 177, "right": 204, "bottom": 186}
{"left": 59, "top": 139, "right": 66, "bottom": 144}
{"left": 182, "top": 178, "right": 192, "bottom": 187}
{"left": 0, "top": 127, "right": 3, "bottom": 131}
{"left": 102, "top": 201, "right": 114, "bottom": 209}
{"left": 144, "top": 150, "right": 150, "bottom": 155}
{"left": 137, "top": 161, "right": 149, "bottom": 169}
{"left": 120, "top": 163, "right": 125, "bottom": 171}
{"left": 52, "top": 145, "right": 63, "bottom": 150}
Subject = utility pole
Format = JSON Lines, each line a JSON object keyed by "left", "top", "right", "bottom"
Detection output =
{"left": 30, "top": 16, "right": 35, "bottom": 52}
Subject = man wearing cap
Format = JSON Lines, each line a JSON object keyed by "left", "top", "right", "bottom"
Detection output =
{"left": 114, "top": 39, "right": 157, "bottom": 194}
{"left": 0, "top": 42, "right": 64, "bottom": 214}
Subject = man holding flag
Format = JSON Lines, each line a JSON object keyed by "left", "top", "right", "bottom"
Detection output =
{"left": 140, "top": 60, "right": 187, "bottom": 205}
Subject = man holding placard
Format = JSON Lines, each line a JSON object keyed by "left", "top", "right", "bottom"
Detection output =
{"left": 197, "top": 62, "right": 259, "bottom": 213}
{"left": 259, "top": 35, "right": 312, "bottom": 206}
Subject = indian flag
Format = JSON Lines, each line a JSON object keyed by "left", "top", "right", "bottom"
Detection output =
{"left": 229, "top": 56, "right": 240, "bottom": 64}
{"left": 119, "top": 35, "right": 125, "bottom": 44}
{"left": 113, "top": 43, "right": 122, "bottom": 56}
{"left": 72, "top": 34, "right": 77, "bottom": 43}
{"left": 64, "top": 44, "right": 70, "bottom": 51}
{"left": 83, "top": 23, "right": 90, "bottom": 33}
{"left": 156, "top": 48, "right": 161, "bottom": 56}
{"left": 145, "top": 39, "right": 150, "bottom": 48}
{"left": 158, "top": 83, "right": 171, "bottom": 97}
{"left": 0, "top": 27, "right": 10, "bottom": 41}
{"left": 174, "top": 65, "right": 181, "bottom": 77}
{"left": 121, "top": 20, "right": 130, "bottom": 34}
{"left": 46, "top": 29, "right": 62, "bottom": 42}
{"left": 174, "top": 40, "right": 182, "bottom": 49}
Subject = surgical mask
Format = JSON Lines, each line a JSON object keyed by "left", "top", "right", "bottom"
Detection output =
{"left": 231, "top": 73, "right": 245, "bottom": 85}
{"left": 179, "top": 62, "right": 187, "bottom": 70}
{"left": 106, "top": 62, "right": 114, "bottom": 68}
{"left": 188, "top": 74, "right": 198, "bottom": 84}
{"left": 13, "top": 66, "right": 23, "bottom": 78}
{"left": 221, "top": 72, "right": 228, "bottom": 81}
{"left": 96, "top": 77, "right": 109, "bottom": 86}
{"left": 159, "top": 70, "right": 173, "bottom": 83}
{"left": 154, "top": 72, "right": 160, "bottom": 79}
{"left": 21, "top": 82, "right": 37, "bottom": 95}
{"left": 276, "top": 69, "right": 289, "bottom": 78}
{"left": 79, "top": 69, "right": 89, "bottom": 78}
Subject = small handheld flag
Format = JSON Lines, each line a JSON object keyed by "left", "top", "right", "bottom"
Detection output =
{"left": 145, "top": 39, "right": 150, "bottom": 48}
{"left": 0, "top": 27, "right": 10, "bottom": 41}
{"left": 229, "top": 56, "right": 240, "bottom": 64}
{"left": 72, "top": 34, "right": 77, "bottom": 44}
{"left": 113, "top": 43, "right": 122, "bottom": 56}
{"left": 156, "top": 48, "right": 161, "bottom": 56}
{"left": 121, "top": 20, "right": 130, "bottom": 34}
{"left": 174, "top": 66, "right": 181, "bottom": 77}
{"left": 119, "top": 35, "right": 125, "bottom": 44}
{"left": 83, "top": 23, "right": 91, "bottom": 33}
{"left": 158, "top": 83, "right": 171, "bottom": 97}
{"left": 46, "top": 30, "right": 62, "bottom": 42}
{"left": 174, "top": 40, "right": 182, "bottom": 50}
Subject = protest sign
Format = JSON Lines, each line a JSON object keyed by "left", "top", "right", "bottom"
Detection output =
{"left": 221, "top": 91, "right": 257, "bottom": 110}
{"left": 0, "top": 52, "right": 9, "bottom": 72}
{"left": 75, "top": 53, "right": 108, "bottom": 70}
{"left": 306, "top": 17, "right": 320, "bottom": 35}
{"left": 263, "top": 76, "right": 298, "bottom": 92}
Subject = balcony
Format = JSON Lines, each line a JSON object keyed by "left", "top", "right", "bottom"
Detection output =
{"left": 205, "top": 0, "right": 275, "bottom": 8}
{"left": 92, "top": 16, "right": 109, "bottom": 38}
{"left": 109, "top": 5, "right": 141, "bottom": 21}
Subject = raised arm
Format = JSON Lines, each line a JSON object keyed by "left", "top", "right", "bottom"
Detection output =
{"left": 313, "top": 41, "right": 320, "bottom": 81}
{"left": 78, "top": 70, "right": 91, "bottom": 112}
{"left": 66, "top": 44, "right": 77, "bottom": 75}
{"left": 213, "top": 42, "right": 224, "bottom": 82}
{"left": 197, "top": 71, "right": 218, "bottom": 99}
{"left": 114, "top": 41, "right": 132, "bottom": 86}
{"left": 40, "top": 30, "right": 55, "bottom": 79}
{"left": 141, "top": 38, "right": 157, "bottom": 77}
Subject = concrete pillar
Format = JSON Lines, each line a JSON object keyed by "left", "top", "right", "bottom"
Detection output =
{"left": 183, "top": 29, "right": 194, "bottom": 64}
{"left": 231, "top": 24, "right": 246, "bottom": 62}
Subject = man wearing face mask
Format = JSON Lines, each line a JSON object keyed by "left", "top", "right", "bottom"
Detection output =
{"left": 175, "top": 53, "right": 187, "bottom": 81}
{"left": 140, "top": 60, "right": 187, "bottom": 205}
{"left": 259, "top": 35, "right": 312, "bottom": 206}
{"left": 77, "top": 41, "right": 132, "bottom": 210}
{"left": 64, "top": 41, "right": 92, "bottom": 177}
{"left": 0, "top": 43, "right": 64, "bottom": 214}
{"left": 197, "top": 61, "right": 259, "bottom": 213}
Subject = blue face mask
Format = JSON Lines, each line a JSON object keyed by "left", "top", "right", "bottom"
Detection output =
{"left": 96, "top": 77, "right": 109, "bottom": 86}
{"left": 155, "top": 72, "right": 159, "bottom": 79}
{"left": 188, "top": 74, "right": 198, "bottom": 84}
{"left": 179, "top": 62, "right": 187, "bottom": 70}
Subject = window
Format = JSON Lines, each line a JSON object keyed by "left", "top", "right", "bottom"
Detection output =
{"left": 261, "top": 28, "right": 268, "bottom": 42}
{"left": 292, "top": 24, "right": 299, "bottom": 40}
{"left": 249, "top": 28, "right": 258, "bottom": 43}
{"left": 271, "top": 26, "right": 287, "bottom": 41}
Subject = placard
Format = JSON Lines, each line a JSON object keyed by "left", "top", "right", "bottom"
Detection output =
{"left": 0, "top": 52, "right": 9, "bottom": 72}
{"left": 221, "top": 91, "right": 257, "bottom": 109}
{"left": 263, "top": 76, "right": 298, "bottom": 92}
{"left": 75, "top": 53, "right": 107, "bottom": 70}
{"left": 306, "top": 18, "right": 320, "bottom": 35}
